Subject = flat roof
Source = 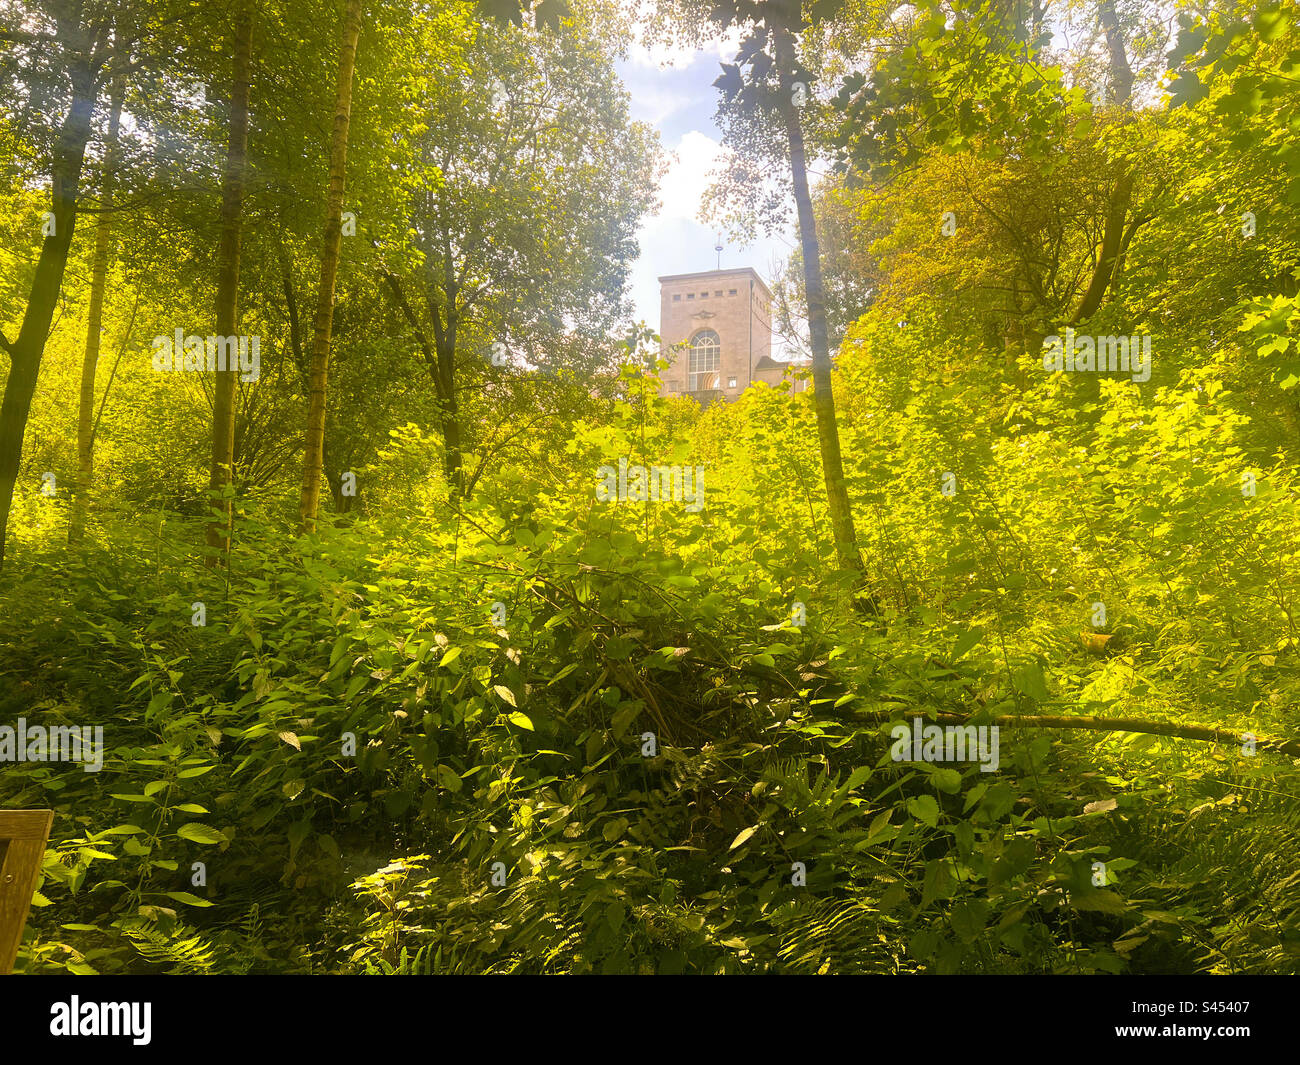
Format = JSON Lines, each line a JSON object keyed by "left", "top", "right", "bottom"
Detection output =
{"left": 658, "top": 267, "right": 772, "bottom": 299}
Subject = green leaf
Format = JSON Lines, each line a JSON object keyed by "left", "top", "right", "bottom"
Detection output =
{"left": 610, "top": 699, "right": 641, "bottom": 738}
{"left": 176, "top": 823, "right": 226, "bottom": 846}
{"left": 844, "top": 765, "right": 872, "bottom": 792}
{"left": 1072, "top": 889, "right": 1129, "bottom": 914}
{"left": 1013, "top": 660, "right": 1049, "bottom": 701}
{"left": 950, "top": 899, "right": 989, "bottom": 941}
{"left": 866, "top": 808, "right": 895, "bottom": 844}
{"left": 729, "top": 825, "right": 760, "bottom": 850}
{"left": 920, "top": 858, "right": 955, "bottom": 909}
{"left": 1254, "top": 7, "right": 1290, "bottom": 41}
{"left": 1167, "top": 71, "right": 1208, "bottom": 109}
{"left": 952, "top": 625, "right": 984, "bottom": 659}
{"left": 547, "top": 662, "right": 580, "bottom": 686}
{"left": 929, "top": 767, "right": 963, "bottom": 794}
{"left": 177, "top": 765, "right": 216, "bottom": 779}
{"left": 163, "top": 891, "right": 214, "bottom": 907}
{"left": 908, "top": 795, "right": 941, "bottom": 828}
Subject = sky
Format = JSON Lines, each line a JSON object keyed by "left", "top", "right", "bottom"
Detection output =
{"left": 614, "top": 33, "right": 798, "bottom": 345}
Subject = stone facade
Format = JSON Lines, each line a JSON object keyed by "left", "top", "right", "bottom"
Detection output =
{"left": 659, "top": 268, "right": 791, "bottom": 404}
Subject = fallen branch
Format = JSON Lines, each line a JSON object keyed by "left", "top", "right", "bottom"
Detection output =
{"left": 857, "top": 710, "right": 1300, "bottom": 758}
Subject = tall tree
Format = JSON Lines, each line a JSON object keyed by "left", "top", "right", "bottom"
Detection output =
{"left": 69, "top": 70, "right": 125, "bottom": 544}
{"left": 0, "top": 4, "right": 115, "bottom": 571}
{"left": 205, "top": 1, "right": 254, "bottom": 566}
{"left": 701, "top": 0, "right": 870, "bottom": 580}
{"left": 298, "top": 0, "right": 364, "bottom": 531}
{"left": 771, "top": 21, "right": 863, "bottom": 579}
{"left": 377, "top": 15, "right": 657, "bottom": 497}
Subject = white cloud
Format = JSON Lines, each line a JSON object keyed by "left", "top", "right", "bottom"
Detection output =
{"left": 625, "top": 131, "right": 726, "bottom": 327}
{"left": 619, "top": 75, "right": 694, "bottom": 127}
{"left": 656, "top": 130, "right": 729, "bottom": 223}
{"left": 625, "top": 25, "right": 745, "bottom": 70}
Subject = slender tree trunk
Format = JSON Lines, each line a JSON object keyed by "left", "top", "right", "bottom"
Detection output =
{"left": 1069, "top": 0, "right": 1133, "bottom": 325}
{"left": 434, "top": 323, "right": 463, "bottom": 496}
{"left": 70, "top": 76, "right": 125, "bottom": 545}
{"left": 774, "top": 26, "right": 863, "bottom": 578}
{"left": 426, "top": 246, "right": 464, "bottom": 497}
{"left": 205, "top": 3, "right": 254, "bottom": 567}
{"left": 438, "top": 390, "right": 464, "bottom": 493}
{"left": 299, "top": 0, "right": 364, "bottom": 532}
{"left": 376, "top": 265, "right": 462, "bottom": 493}
{"left": 0, "top": 62, "right": 99, "bottom": 573}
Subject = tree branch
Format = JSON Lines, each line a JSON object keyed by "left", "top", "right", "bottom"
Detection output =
{"left": 0, "top": 28, "right": 59, "bottom": 46}
{"left": 377, "top": 266, "right": 442, "bottom": 391}
{"left": 87, "top": 292, "right": 139, "bottom": 452}
{"left": 857, "top": 709, "right": 1300, "bottom": 758}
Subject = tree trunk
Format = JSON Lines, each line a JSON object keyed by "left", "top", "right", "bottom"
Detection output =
{"left": 299, "top": 0, "right": 364, "bottom": 532}
{"left": 773, "top": 26, "right": 864, "bottom": 578}
{"left": 69, "top": 76, "right": 125, "bottom": 545}
{"left": 1069, "top": 0, "right": 1134, "bottom": 326}
{"left": 1069, "top": 172, "right": 1133, "bottom": 325}
{"left": 205, "top": 3, "right": 254, "bottom": 567}
{"left": 425, "top": 243, "right": 464, "bottom": 497}
{"left": 433, "top": 321, "right": 463, "bottom": 496}
{"left": 0, "top": 62, "right": 99, "bottom": 572}
{"left": 376, "top": 266, "right": 463, "bottom": 494}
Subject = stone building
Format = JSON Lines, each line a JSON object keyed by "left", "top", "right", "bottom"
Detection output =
{"left": 657, "top": 267, "right": 808, "bottom": 406}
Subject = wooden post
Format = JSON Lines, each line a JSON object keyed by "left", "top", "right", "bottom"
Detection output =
{"left": 0, "top": 810, "right": 53, "bottom": 974}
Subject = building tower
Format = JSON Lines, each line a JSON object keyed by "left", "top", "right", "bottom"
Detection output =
{"left": 658, "top": 267, "right": 794, "bottom": 406}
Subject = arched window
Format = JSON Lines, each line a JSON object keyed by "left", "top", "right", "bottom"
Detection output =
{"left": 689, "top": 330, "right": 720, "bottom": 391}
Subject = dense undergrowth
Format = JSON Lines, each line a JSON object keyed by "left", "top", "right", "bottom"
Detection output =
{"left": 3, "top": 351, "right": 1298, "bottom": 975}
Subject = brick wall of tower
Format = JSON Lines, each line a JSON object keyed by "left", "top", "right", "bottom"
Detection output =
{"left": 658, "top": 269, "right": 773, "bottom": 401}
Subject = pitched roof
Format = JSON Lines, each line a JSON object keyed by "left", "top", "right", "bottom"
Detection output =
{"left": 754, "top": 356, "right": 811, "bottom": 371}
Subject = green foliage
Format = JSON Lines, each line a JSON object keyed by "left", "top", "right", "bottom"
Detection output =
{"left": 1, "top": 0, "right": 1299, "bottom": 979}
{"left": 833, "top": 1, "right": 1089, "bottom": 182}
{"left": 4, "top": 345, "right": 1299, "bottom": 973}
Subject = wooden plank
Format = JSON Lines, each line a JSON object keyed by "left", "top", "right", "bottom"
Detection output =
{"left": 0, "top": 810, "right": 55, "bottom": 840}
{"left": 0, "top": 810, "right": 54, "bottom": 974}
